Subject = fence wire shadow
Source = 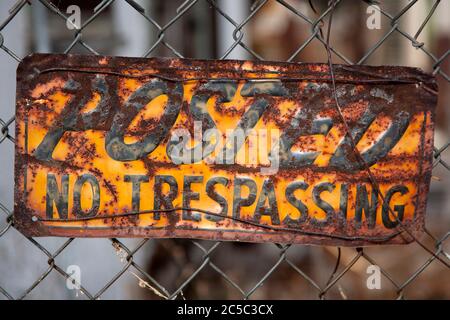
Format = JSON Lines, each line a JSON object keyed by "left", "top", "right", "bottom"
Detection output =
{"left": 0, "top": 0, "right": 449, "bottom": 300}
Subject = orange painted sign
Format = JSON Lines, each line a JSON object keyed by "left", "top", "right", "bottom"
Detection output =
{"left": 14, "top": 54, "right": 437, "bottom": 245}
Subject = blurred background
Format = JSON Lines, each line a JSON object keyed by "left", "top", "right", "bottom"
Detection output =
{"left": 0, "top": 0, "right": 449, "bottom": 299}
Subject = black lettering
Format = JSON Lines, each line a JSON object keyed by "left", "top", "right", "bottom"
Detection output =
{"left": 217, "top": 80, "right": 288, "bottom": 164}
{"left": 153, "top": 175, "right": 178, "bottom": 220}
{"left": 106, "top": 80, "right": 183, "bottom": 161}
{"left": 167, "top": 81, "right": 237, "bottom": 163}
{"left": 182, "top": 175, "right": 203, "bottom": 221}
{"left": 338, "top": 183, "right": 349, "bottom": 226}
{"left": 73, "top": 174, "right": 100, "bottom": 218}
{"left": 232, "top": 177, "right": 257, "bottom": 219}
{"left": 46, "top": 173, "right": 69, "bottom": 219}
{"left": 205, "top": 177, "right": 229, "bottom": 222}
{"left": 312, "top": 182, "right": 335, "bottom": 226}
{"left": 382, "top": 185, "right": 408, "bottom": 228}
{"left": 35, "top": 77, "right": 114, "bottom": 161}
{"left": 283, "top": 181, "right": 309, "bottom": 225}
{"left": 124, "top": 174, "right": 149, "bottom": 212}
{"left": 330, "top": 110, "right": 411, "bottom": 171}
{"left": 354, "top": 184, "right": 378, "bottom": 229}
{"left": 254, "top": 179, "right": 280, "bottom": 225}
{"left": 279, "top": 113, "right": 333, "bottom": 168}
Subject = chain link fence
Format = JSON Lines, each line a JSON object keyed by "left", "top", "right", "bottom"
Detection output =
{"left": 0, "top": 0, "right": 449, "bottom": 299}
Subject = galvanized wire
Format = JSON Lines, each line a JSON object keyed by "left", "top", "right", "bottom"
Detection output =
{"left": 0, "top": 0, "right": 448, "bottom": 300}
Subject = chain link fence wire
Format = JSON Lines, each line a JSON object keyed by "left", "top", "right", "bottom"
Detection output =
{"left": 0, "top": 0, "right": 449, "bottom": 299}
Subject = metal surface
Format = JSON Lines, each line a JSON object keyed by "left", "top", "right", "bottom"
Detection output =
{"left": 14, "top": 53, "right": 437, "bottom": 245}
{"left": 0, "top": 0, "right": 448, "bottom": 300}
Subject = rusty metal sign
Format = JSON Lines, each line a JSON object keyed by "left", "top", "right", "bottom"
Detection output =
{"left": 14, "top": 53, "right": 437, "bottom": 245}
